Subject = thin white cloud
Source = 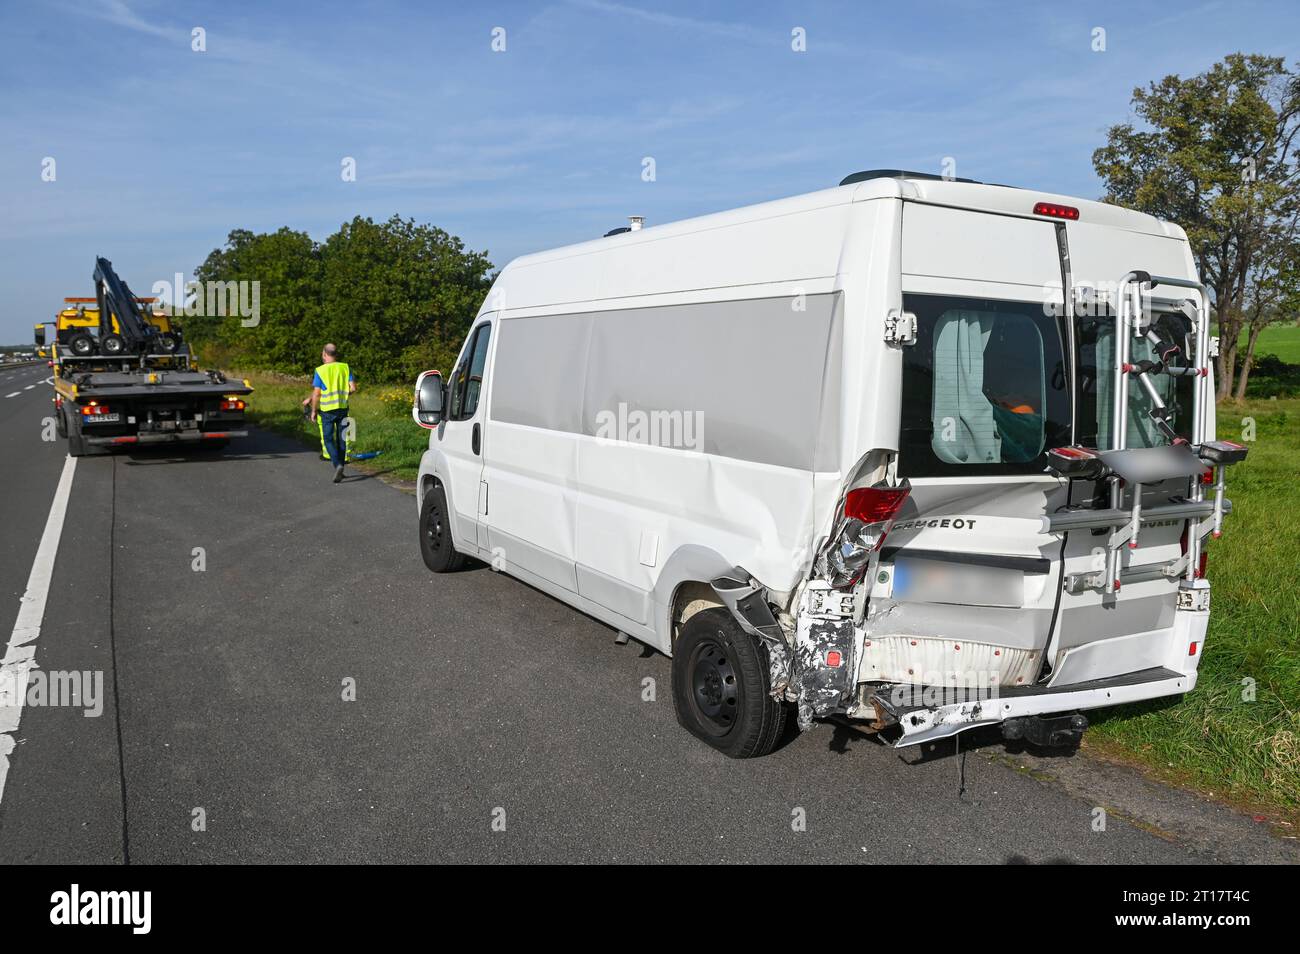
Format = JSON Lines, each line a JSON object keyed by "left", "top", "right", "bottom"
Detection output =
{"left": 566, "top": 0, "right": 765, "bottom": 42}
{"left": 82, "top": 0, "right": 183, "bottom": 40}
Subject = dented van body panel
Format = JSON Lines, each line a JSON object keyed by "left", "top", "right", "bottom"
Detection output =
{"left": 416, "top": 172, "right": 1242, "bottom": 753}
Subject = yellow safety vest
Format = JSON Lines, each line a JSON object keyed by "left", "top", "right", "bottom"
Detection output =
{"left": 316, "top": 361, "right": 351, "bottom": 412}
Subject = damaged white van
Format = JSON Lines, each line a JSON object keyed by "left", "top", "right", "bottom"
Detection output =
{"left": 412, "top": 169, "right": 1247, "bottom": 758}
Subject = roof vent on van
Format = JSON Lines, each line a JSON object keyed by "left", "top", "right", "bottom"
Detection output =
{"left": 603, "top": 215, "right": 645, "bottom": 238}
{"left": 839, "top": 169, "right": 983, "bottom": 186}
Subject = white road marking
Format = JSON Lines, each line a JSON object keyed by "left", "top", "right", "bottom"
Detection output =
{"left": 0, "top": 455, "right": 78, "bottom": 806}
{"left": 4, "top": 392, "right": 19, "bottom": 399}
{"left": 24, "top": 385, "right": 35, "bottom": 390}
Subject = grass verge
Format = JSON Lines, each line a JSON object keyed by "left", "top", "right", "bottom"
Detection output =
{"left": 1090, "top": 396, "right": 1300, "bottom": 818}
{"left": 233, "top": 370, "right": 426, "bottom": 483}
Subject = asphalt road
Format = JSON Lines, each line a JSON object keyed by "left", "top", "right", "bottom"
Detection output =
{"left": 0, "top": 363, "right": 1291, "bottom": 864}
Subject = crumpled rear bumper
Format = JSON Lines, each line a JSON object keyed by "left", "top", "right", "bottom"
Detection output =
{"left": 870, "top": 666, "right": 1196, "bottom": 747}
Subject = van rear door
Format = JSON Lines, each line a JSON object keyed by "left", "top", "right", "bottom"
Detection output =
{"left": 868, "top": 202, "right": 1070, "bottom": 691}
{"left": 869, "top": 201, "right": 1201, "bottom": 691}
{"left": 1047, "top": 220, "right": 1208, "bottom": 684}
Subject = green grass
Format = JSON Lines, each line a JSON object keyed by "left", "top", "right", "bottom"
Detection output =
{"left": 1244, "top": 324, "right": 1300, "bottom": 364}
{"left": 233, "top": 370, "right": 427, "bottom": 482}
{"left": 1225, "top": 324, "right": 1300, "bottom": 399}
{"left": 234, "top": 368, "right": 1299, "bottom": 814}
{"left": 1090, "top": 397, "right": 1300, "bottom": 815}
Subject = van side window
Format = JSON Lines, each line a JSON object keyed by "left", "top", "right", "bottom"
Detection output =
{"left": 449, "top": 324, "right": 491, "bottom": 421}
{"left": 898, "top": 294, "right": 1070, "bottom": 477}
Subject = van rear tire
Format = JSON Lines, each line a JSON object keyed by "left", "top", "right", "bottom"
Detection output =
{"left": 419, "top": 483, "right": 466, "bottom": 572}
{"left": 672, "top": 608, "right": 787, "bottom": 758}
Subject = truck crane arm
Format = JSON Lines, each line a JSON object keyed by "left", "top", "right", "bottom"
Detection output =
{"left": 93, "top": 256, "right": 160, "bottom": 353}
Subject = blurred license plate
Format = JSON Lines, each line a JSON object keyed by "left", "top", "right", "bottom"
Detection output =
{"left": 84, "top": 413, "right": 119, "bottom": 423}
{"left": 892, "top": 556, "right": 1024, "bottom": 608}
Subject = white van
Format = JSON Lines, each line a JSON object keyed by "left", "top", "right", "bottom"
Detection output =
{"left": 412, "top": 170, "right": 1247, "bottom": 758}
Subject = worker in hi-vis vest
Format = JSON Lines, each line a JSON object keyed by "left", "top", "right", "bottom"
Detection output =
{"left": 305, "top": 343, "right": 357, "bottom": 483}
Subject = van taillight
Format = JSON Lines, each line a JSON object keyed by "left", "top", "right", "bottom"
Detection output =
{"left": 826, "top": 483, "right": 910, "bottom": 589}
{"left": 844, "top": 486, "right": 910, "bottom": 524}
{"left": 1047, "top": 445, "right": 1105, "bottom": 479}
{"left": 1033, "top": 201, "right": 1080, "bottom": 220}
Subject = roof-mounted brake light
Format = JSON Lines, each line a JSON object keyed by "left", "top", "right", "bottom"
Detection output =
{"left": 1033, "top": 202, "right": 1079, "bottom": 220}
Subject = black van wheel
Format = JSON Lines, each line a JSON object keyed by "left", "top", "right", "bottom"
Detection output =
{"left": 419, "top": 483, "right": 466, "bottom": 572}
{"left": 672, "top": 608, "right": 787, "bottom": 758}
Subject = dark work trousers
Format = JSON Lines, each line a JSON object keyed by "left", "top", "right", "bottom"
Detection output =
{"left": 319, "top": 407, "right": 348, "bottom": 467}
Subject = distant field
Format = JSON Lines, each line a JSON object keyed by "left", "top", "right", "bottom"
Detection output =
{"left": 1246, "top": 323, "right": 1300, "bottom": 363}
{"left": 1228, "top": 324, "right": 1300, "bottom": 399}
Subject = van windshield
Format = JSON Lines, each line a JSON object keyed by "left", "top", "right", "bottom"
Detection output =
{"left": 898, "top": 293, "right": 1071, "bottom": 478}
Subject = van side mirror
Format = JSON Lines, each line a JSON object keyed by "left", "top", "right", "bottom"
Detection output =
{"left": 413, "top": 370, "right": 444, "bottom": 428}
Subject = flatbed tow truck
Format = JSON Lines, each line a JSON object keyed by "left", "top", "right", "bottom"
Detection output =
{"left": 35, "top": 257, "right": 253, "bottom": 457}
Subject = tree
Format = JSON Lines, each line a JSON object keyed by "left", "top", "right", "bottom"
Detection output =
{"left": 1234, "top": 226, "right": 1300, "bottom": 401}
{"left": 191, "top": 227, "right": 323, "bottom": 371}
{"left": 1093, "top": 53, "right": 1300, "bottom": 401}
{"left": 190, "top": 217, "right": 493, "bottom": 382}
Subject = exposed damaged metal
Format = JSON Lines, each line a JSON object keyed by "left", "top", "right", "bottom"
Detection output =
{"left": 790, "top": 605, "right": 858, "bottom": 730}
{"left": 709, "top": 568, "right": 792, "bottom": 694}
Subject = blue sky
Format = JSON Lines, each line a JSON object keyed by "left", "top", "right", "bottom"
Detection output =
{"left": 2, "top": 0, "right": 1298, "bottom": 342}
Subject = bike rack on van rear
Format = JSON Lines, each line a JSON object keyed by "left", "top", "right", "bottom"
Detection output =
{"left": 1044, "top": 271, "right": 1245, "bottom": 596}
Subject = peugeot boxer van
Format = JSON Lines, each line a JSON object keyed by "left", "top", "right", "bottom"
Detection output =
{"left": 412, "top": 170, "right": 1246, "bottom": 758}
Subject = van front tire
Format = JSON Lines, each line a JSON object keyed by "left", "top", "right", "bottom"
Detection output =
{"left": 419, "top": 483, "right": 466, "bottom": 572}
{"left": 672, "top": 608, "right": 787, "bottom": 758}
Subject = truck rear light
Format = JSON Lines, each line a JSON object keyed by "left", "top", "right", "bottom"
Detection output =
{"left": 82, "top": 403, "right": 109, "bottom": 415}
{"left": 1032, "top": 201, "right": 1079, "bottom": 220}
{"left": 220, "top": 399, "right": 246, "bottom": 411}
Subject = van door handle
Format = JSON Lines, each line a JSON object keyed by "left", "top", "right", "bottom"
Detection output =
{"left": 472, "top": 422, "right": 481, "bottom": 455}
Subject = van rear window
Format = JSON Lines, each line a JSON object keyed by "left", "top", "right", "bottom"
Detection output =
{"left": 898, "top": 294, "right": 1070, "bottom": 477}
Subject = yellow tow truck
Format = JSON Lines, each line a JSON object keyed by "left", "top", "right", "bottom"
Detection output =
{"left": 36, "top": 257, "right": 252, "bottom": 456}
